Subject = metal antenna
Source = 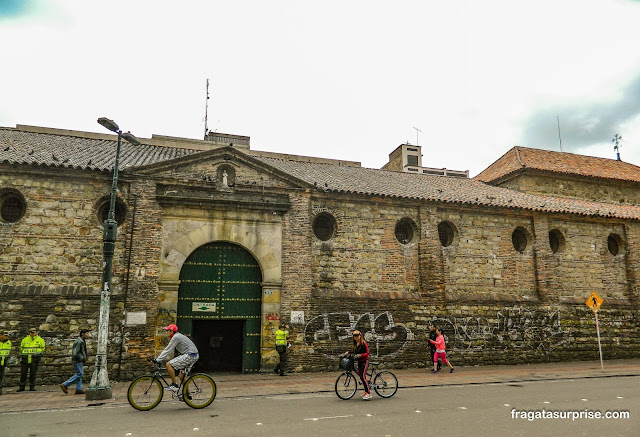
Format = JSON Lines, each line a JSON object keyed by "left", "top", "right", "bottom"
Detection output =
{"left": 413, "top": 127, "right": 421, "bottom": 146}
{"left": 612, "top": 134, "right": 622, "bottom": 161}
{"left": 557, "top": 115, "right": 563, "bottom": 152}
{"left": 204, "top": 78, "right": 210, "bottom": 138}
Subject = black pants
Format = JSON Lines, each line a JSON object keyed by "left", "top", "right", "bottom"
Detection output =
{"left": 274, "top": 345, "right": 286, "bottom": 375}
{"left": 20, "top": 356, "right": 41, "bottom": 388}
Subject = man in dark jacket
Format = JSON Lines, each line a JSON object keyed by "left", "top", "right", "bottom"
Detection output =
{"left": 428, "top": 325, "right": 441, "bottom": 371}
{"left": 60, "top": 329, "right": 89, "bottom": 395}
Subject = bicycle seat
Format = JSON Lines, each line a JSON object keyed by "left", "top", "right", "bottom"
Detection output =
{"left": 369, "top": 362, "right": 380, "bottom": 366}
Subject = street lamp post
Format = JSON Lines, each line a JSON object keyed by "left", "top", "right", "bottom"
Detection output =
{"left": 86, "top": 117, "right": 140, "bottom": 401}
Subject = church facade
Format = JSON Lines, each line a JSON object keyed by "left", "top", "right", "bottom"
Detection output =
{"left": 0, "top": 124, "right": 639, "bottom": 384}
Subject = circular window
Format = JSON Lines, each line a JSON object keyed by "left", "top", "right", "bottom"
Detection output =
{"left": 395, "top": 219, "right": 417, "bottom": 245}
{"left": 607, "top": 233, "right": 622, "bottom": 256}
{"left": 97, "top": 198, "right": 127, "bottom": 226}
{"left": 313, "top": 212, "right": 336, "bottom": 241}
{"left": 512, "top": 227, "right": 529, "bottom": 253}
{"left": 548, "top": 229, "right": 565, "bottom": 254}
{"left": 0, "top": 191, "right": 26, "bottom": 223}
{"left": 437, "top": 221, "right": 456, "bottom": 247}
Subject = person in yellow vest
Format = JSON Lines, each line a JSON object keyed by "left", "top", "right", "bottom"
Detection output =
{"left": 0, "top": 331, "right": 11, "bottom": 395}
{"left": 273, "top": 324, "right": 289, "bottom": 376}
{"left": 18, "top": 328, "right": 45, "bottom": 392}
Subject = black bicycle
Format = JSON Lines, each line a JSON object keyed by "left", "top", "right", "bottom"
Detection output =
{"left": 335, "top": 357, "right": 398, "bottom": 400}
{"left": 127, "top": 357, "right": 217, "bottom": 411}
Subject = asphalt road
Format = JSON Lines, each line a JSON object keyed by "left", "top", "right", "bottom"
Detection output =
{"left": 2, "top": 376, "right": 637, "bottom": 437}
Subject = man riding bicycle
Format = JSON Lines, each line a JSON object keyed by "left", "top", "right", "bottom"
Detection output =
{"left": 154, "top": 324, "right": 199, "bottom": 392}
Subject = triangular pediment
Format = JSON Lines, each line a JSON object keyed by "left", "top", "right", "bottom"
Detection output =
{"left": 125, "top": 146, "right": 310, "bottom": 190}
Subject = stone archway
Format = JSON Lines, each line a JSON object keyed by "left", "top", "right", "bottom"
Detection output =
{"left": 155, "top": 221, "right": 283, "bottom": 371}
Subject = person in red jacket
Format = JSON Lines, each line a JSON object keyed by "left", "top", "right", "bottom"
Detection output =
{"left": 429, "top": 328, "right": 454, "bottom": 373}
{"left": 350, "top": 330, "right": 371, "bottom": 400}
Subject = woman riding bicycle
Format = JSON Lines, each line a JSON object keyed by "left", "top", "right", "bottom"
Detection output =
{"left": 346, "top": 330, "right": 371, "bottom": 400}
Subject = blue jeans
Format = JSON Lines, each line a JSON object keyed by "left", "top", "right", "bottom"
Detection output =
{"left": 63, "top": 362, "right": 84, "bottom": 390}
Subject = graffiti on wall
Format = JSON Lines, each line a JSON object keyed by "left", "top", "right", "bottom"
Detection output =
{"left": 304, "top": 311, "right": 413, "bottom": 358}
{"left": 432, "top": 307, "right": 569, "bottom": 353}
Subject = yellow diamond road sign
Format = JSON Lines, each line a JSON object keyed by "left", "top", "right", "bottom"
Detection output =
{"left": 586, "top": 292, "right": 603, "bottom": 312}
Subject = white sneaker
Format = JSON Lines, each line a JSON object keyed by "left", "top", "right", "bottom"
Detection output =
{"left": 164, "top": 383, "right": 179, "bottom": 392}
{"left": 362, "top": 393, "right": 372, "bottom": 400}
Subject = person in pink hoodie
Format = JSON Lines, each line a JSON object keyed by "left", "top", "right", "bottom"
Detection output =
{"left": 428, "top": 328, "right": 454, "bottom": 373}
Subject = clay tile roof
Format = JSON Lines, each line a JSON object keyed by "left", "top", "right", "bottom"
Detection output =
{"left": 254, "top": 155, "right": 640, "bottom": 221}
{"left": 0, "top": 126, "right": 196, "bottom": 171}
{"left": 475, "top": 146, "right": 640, "bottom": 184}
{"left": 4, "top": 126, "right": 640, "bottom": 221}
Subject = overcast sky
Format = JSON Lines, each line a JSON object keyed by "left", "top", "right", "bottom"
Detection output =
{"left": 2, "top": 0, "right": 640, "bottom": 176}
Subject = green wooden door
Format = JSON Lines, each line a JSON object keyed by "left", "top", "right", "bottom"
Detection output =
{"left": 178, "top": 242, "right": 262, "bottom": 372}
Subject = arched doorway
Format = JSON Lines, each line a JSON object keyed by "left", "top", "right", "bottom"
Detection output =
{"left": 177, "top": 242, "right": 262, "bottom": 373}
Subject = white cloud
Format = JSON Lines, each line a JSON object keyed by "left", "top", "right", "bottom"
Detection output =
{"left": 2, "top": 0, "right": 640, "bottom": 176}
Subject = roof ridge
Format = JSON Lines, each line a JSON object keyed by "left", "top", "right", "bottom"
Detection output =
{"left": 514, "top": 146, "right": 525, "bottom": 167}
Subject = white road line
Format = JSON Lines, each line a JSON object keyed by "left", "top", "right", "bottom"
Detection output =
{"left": 304, "top": 414, "right": 354, "bottom": 421}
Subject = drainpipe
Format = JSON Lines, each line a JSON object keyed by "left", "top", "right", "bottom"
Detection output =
{"left": 117, "top": 194, "right": 137, "bottom": 380}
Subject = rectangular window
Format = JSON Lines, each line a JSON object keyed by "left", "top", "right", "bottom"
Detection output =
{"left": 407, "top": 155, "right": 418, "bottom": 166}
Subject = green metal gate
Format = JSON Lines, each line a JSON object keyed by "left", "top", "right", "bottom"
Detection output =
{"left": 177, "top": 242, "right": 262, "bottom": 372}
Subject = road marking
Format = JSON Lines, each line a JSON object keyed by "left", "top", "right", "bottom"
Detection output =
{"left": 304, "top": 415, "right": 354, "bottom": 421}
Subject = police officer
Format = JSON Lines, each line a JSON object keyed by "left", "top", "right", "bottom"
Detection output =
{"left": 18, "top": 328, "right": 45, "bottom": 392}
{"left": 273, "top": 324, "right": 289, "bottom": 376}
{"left": 0, "top": 331, "right": 11, "bottom": 395}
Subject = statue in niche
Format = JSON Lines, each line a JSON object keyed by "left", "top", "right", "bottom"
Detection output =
{"left": 222, "top": 170, "right": 228, "bottom": 187}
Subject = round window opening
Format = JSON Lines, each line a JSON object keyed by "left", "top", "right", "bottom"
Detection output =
{"left": 395, "top": 219, "right": 416, "bottom": 245}
{"left": 512, "top": 228, "right": 529, "bottom": 253}
{"left": 313, "top": 212, "right": 336, "bottom": 241}
{"left": 437, "top": 221, "right": 455, "bottom": 247}
{"left": 549, "top": 229, "right": 565, "bottom": 254}
{"left": 607, "top": 234, "right": 622, "bottom": 256}
{"left": 0, "top": 191, "right": 26, "bottom": 223}
{"left": 97, "top": 199, "right": 127, "bottom": 226}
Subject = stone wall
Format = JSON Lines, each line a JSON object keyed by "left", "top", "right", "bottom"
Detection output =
{"left": 289, "top": 295, "right": 640, "bottom": 371}
{"left": 1, "top": 162, "right": 640, "bottom": 384}
{"left": 0, "top": 166, "right": 136, "bottom": 385}
{"left": 496, "top": 172, "right": 640, "bottom": 205}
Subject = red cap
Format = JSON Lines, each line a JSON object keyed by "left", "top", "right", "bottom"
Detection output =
{"left": 163, "top": 324, "right": 178, "bottom": 332}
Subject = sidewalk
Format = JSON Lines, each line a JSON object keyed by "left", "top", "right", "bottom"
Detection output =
{"left": 1, "top": 359, "right": 638, "bottom": 413}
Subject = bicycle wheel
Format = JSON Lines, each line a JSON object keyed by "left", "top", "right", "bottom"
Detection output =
{"left": 335, "top": 372, "right": 357, "bottom": 400}
{"left": 373, "top": 371, "right": 398, "bottom": 398}
{"left": 182, "top": 373, "right": 216, "bottom": 409}
{"left": 128, "top": 376, "right": 163, "bottom": 411}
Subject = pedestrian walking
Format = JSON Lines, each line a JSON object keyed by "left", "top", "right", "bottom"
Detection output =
{"left": 18, "top": 328, "right": 45, "bottom": 391}
{"left": 274, "top": 324, "right": 289, "bottom": 376}
{"left": 60, "top": 329, "right": 90, "bottom": 395}
{"left": 429, "top": 328, "right": 454, "bottom": 373}
{"left": 428, "top": 325, "right": 441, "bottom": 371}
{"left": 0, "top": 331, "right": 11, "bottom": 395}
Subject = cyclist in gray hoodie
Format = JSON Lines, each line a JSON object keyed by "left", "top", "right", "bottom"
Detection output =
{"left": 154, "top": 324, "right": 199, "bottom": 392}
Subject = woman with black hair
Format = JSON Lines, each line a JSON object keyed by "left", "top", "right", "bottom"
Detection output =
{"left": 429, "top": 328, "right": 454, "bottom": 373}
